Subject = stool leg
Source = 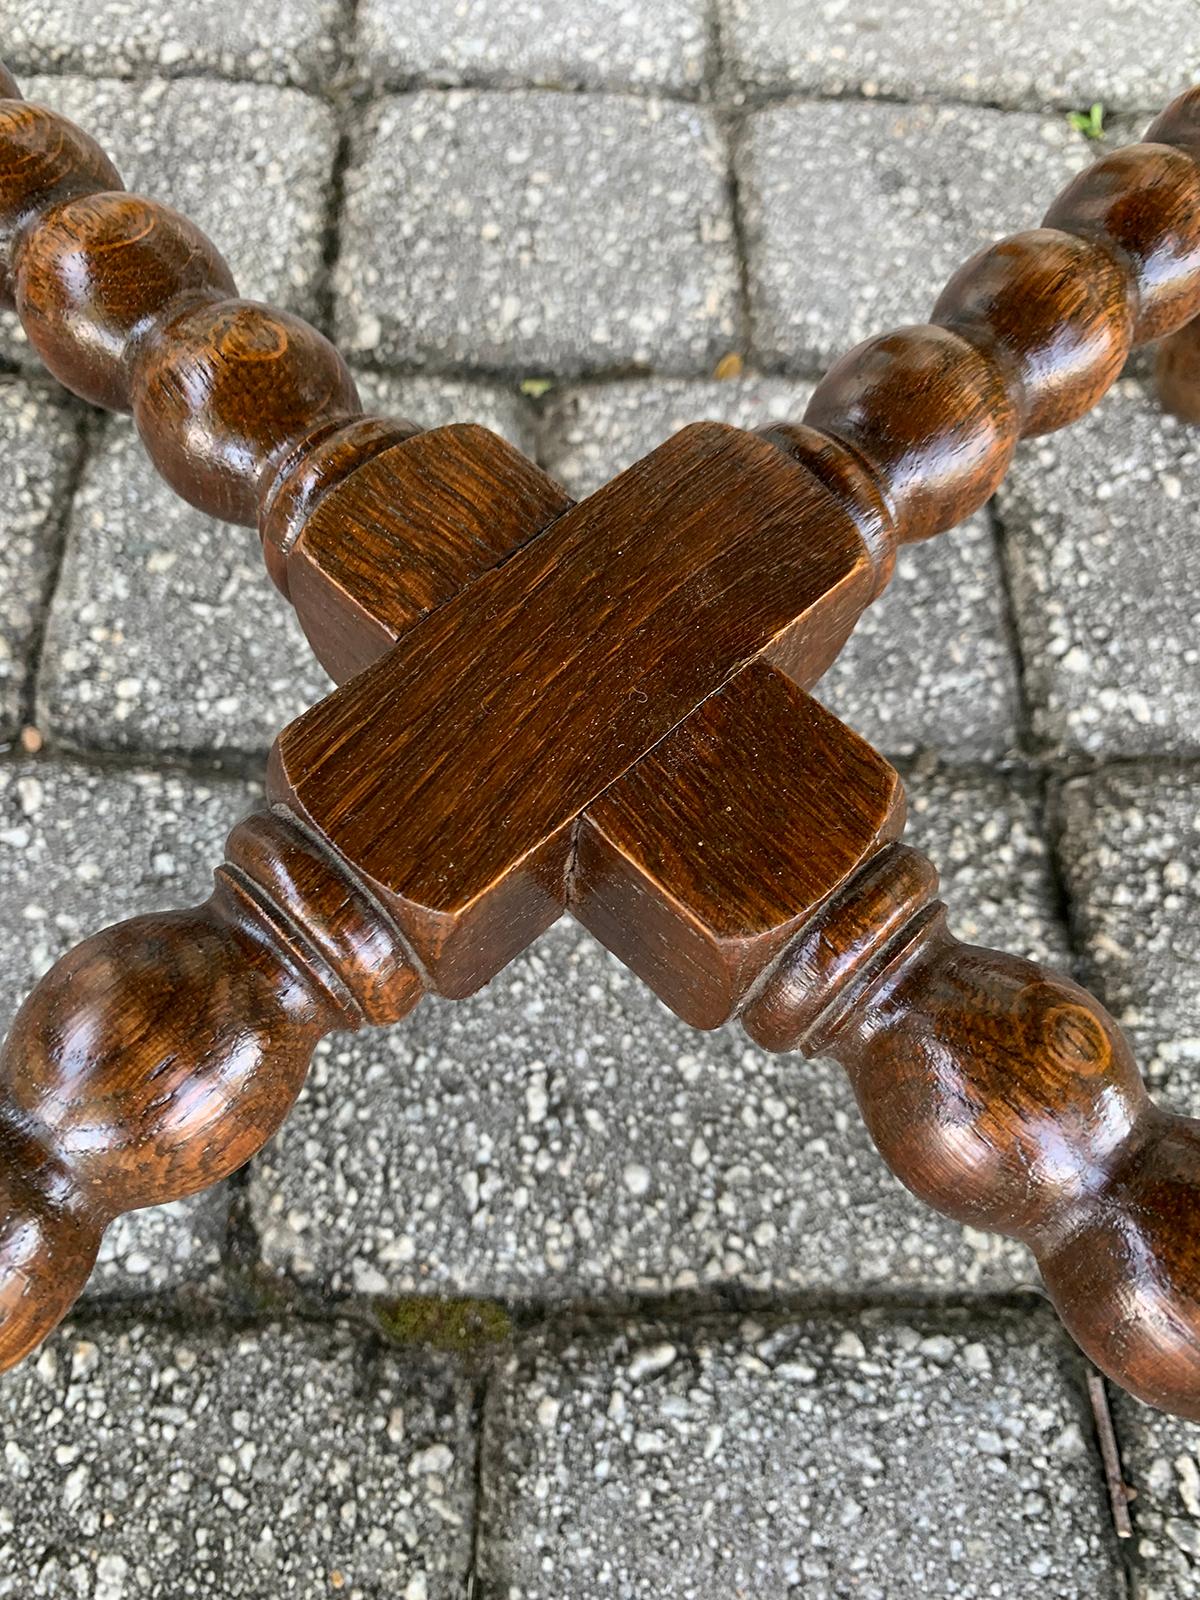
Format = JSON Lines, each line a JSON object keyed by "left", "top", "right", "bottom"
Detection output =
{"left": 1157, "top": 316, "right": 1200, "bottom": 422}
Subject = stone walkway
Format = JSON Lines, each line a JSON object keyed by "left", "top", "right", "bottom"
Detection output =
{"left": 1, "top": 4, "right": 1199, "bottom": 1596}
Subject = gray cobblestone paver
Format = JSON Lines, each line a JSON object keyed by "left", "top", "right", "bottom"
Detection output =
{"left": 738, "top": 100, "right": 1088, "bottom": 373}
{"left": 247, "top": 767, "right": 1061, "bottom": 1303}
{"left": 354, "top": 369, "right": 538, "bottom": 452}
{"left": 1113, "top": 1388, "right": 1200, "bottom": 1600}
{"left": 35, "top": 371, "right": 535, "bottom": 759}
{"left": 334, "top": 91, "right": 740, "bottom": 375}
{"left": 5, "top": 0, "right": 342, "bottom": 87}
{"left": 0, "top": 379, "right": 81, "bottom": 744}
{"left": 0, "top": 1317, "right": 477, "bottom": 1598}
{"left": 0, "top": 756, "right": 257, "bottom": 1293}
{"left": 538, "top": 375, "right": 812, "bottom": 496}
{"left": 1, "top": 76, "right": 337, "bottom": 370}
{"left": 818, "top": 513, "right": 1022, "bottom": 761}
{"left": 722, "top": 0, "right": 1197, "bottom": 112}
{"left": 540, "top": 377, "right": 1022, "bottom": 758}
{"left": 999, "top": 379, "right": 1200, "bottom": 760}
{"left": 1057, "top": 765, "right": 1200, "bottom": 1116}
{"left": 36, "top": 419, "right": 334, "bottom": 759}
{"left": 480, "top": 1308, "right": 1121, "bottom": 1599}
{"left": 359, "top": 0, "right": 709, "bottom": 94}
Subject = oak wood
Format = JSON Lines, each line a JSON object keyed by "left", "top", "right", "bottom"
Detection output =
{"left": 574, "top": 661, "right": 905, "bottom": 1028}
{"left": 1157, "top": 315, "right": 1200, "bottom": 422}
{"left": 270, "top": 421, "right": 875, "bottom": 995}
{"left": 285, "top": 423, "right": 574, "bottom": 682}
{"left": 741, "top": 845, "right": 1200, "bottom": 1419}
{"left": 2, "top": 64, "right": 1200, "bottom": 1421}
{"left": 0, "top": 808, "right": 421, "bottom": 1370}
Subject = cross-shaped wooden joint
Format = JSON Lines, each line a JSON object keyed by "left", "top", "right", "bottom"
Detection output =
{"left": 269, "top": 419, "right": 900, "bottom": 1021}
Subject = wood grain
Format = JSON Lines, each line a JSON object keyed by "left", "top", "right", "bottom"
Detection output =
{"left": 0, "top": 807, "right": 422, "bottom": 1370}
{"left": 285, "top": 424, "right": 574, "bottom": 682}
{"left": 270, "top": 422, "right": 875, "bottom": 994}
{"left": 3, "top": 63, "right": 1200, "bottom": 1420}
{"left": 574, "top": 662, "right": 904, "bottom": 1028}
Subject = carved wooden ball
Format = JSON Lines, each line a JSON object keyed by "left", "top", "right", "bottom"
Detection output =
{"left": 1040, "top": 1116, "right": 1200, "bottom": 1419}
{"left": 834, "top": 924, "right": 1146, "bottom": 1236}
{"left": 1044, "top": 144, "right": 1200, "bottom": 344}
{"left": 131, "top": 298, "right": 361, "bottom": 525}
{"left": 804, "top": 324, "right": 1019, "bottom": 544}
{"left": 0, "top": 1159, "right": 100, "bottom": 1373}
{"left": 1146, "top": 85, "right": 1200, "bottom": 155}
{"left": 0, "top": 100, "right": 122, "bottom": 306}
{"left": 14, "top": 190, "right": 237, "bottom": 410}
{"left": 933, "top": 228, "right": 1133, "bottom": 435}
{"left": 0, "top": 909, "right": 328, "bottom": 1215}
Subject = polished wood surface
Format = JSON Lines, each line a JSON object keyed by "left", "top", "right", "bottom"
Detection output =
{"left": 745, "top": 847, "right": 1200, "bottom": 1420}
{"left": 285, "top": 423, "right": 573, "bottom": 682}
{"left": 272, "top": 421, "right": 873, "bottom": 994}
{"left": 2, "top": 65, "right": 1200, "bottom": 1421}
{"left": 574, "top": 660, "right": 906, "bottom": 1029}
{"left": 0, "top": 810, "right": 421, "bottom": 1369}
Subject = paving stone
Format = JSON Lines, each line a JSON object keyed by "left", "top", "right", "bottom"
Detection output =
{"left": 0, "top": 756, "right": 259, "bottom": 1294}
{"left": 359, "top": 0, "right": 709, "bottom": 94}
{"left": 0, "top": 1315, "right": 477, "bottom": 1598}
{"left": 1113, "top": 1389, "right": 1200, "bottom": 1600}
{"left": 817, "top": 513, "right": 1022, "bottom": 761}
{"left": 542, "top": 377, "right": 1022, "bottom": 759}
{"left": 2, "top": 76, "right": 337, "bottom": 369}
{"left": 1057, "top": 765, "right": 1200, "bottom": 1117}
{"left": 36, "top": 369, "right": 536, "bottom": 759}
{"left": 5, "top": 0, "right": 342, "bottom": 88}
{"left": 999, "top": 378, "right": 1200, "bottom": 759}
{"left": 722, "top": 0, "right": 1196, "bottom": 112}
{"left": 37, "top": 418, "right": 332, "bottom": 758}
{"left": 355, "top": 369, "right": 539, "bottom": 453}
{"left": 539, "top": 374, "right": 813, "bottom": 497}
{"left": 248, "top": 766, "right": 1064, "bottom": 1304}
{"left": 479, "top": 1306, "right": 1120, "bottom": 1598}
{"left": 335, "top": 91, "right": 740, "bottom": 376}
{"left": 738, "top": 100, "right": 1088, "bottom": 373}
{"left": 0, "top": 378, "right": 81, "bottom": 744}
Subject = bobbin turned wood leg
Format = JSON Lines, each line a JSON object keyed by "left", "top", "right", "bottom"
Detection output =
{"left": 0, "top": 810, "right": 421, "bottom": 1368}
{"left": 7, "top": 649, "right": 1198, "bottom": 1419}
{"left": 1136, "top": 87, "right": 1200, "bottom": 421}
{"left": 3, "top": 63, "right": 1200, "bottom": 1421}
{"left": 577, "top": 669, "right": 1200, "bottom": 1421}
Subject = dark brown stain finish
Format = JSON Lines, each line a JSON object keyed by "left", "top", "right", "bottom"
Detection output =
{"left": 1, "top": 66, "right": 1200, "bottom": 1423}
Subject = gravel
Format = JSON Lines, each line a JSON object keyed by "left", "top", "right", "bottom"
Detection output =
{"left": 334, "top": 91, "right": 741, "bottom": 376}
{"left": 738, "top": 99, "right": 1089, "bottom": 373}
{"left": 480, "top": 1306, "right": 1121, "bottom": 1598}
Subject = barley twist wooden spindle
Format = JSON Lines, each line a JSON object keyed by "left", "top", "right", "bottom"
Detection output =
{"left": 3, "top": 68, "right": 1200, "bottom": 1420}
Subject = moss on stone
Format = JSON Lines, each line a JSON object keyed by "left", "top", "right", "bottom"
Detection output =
{"left": 375, "top": 1295, "right": 513, "bottom": 1353}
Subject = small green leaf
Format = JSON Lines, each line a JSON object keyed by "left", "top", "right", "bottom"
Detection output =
{"left": 1068, "top": 102, "right": 1105, "bottom": 140}
{"left": 520, "top": 376, "right": 555, "bottom": 398}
